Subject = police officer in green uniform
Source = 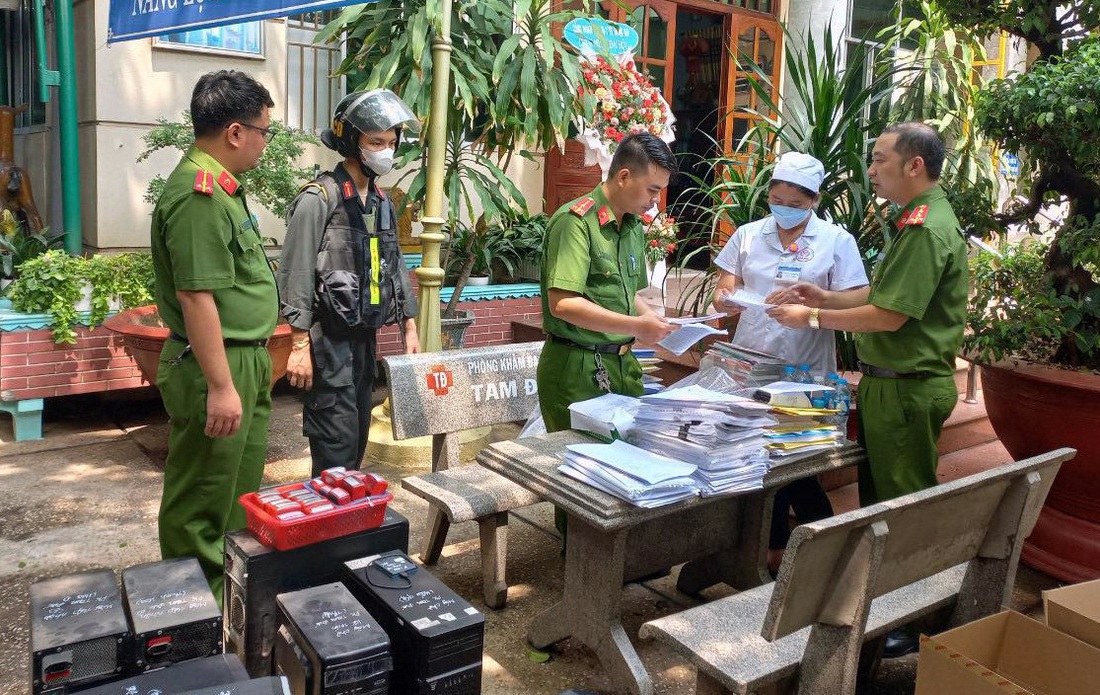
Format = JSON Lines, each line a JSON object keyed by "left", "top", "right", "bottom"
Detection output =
{"left": 768, "top": 122, "right": 967, "bottom": 506}
{"left": 150, "top": 71, "right": 279, "bottom": 600}
{"left": 537, "top": 133, "right": 678, "bottom": 432}
{"left": 767, "top": 122, "right": 967, "bottom": 656}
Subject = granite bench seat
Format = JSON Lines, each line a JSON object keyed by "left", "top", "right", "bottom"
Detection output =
{"left": 402, "top": 465, "right": 542, "bottom": 608}
{"left": 640, "top": 447, "right": 1076, "bottom": 695}
{"left": 382, "top": 342, "right": 546, "bottom": 610}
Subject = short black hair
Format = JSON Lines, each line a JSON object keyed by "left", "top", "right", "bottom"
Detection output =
{"left": 191, "top": 70, "right": 275, "bottom": 138}
{"left": 883, "top": 122, "right": 945, "bottom": 180}
{"left": 608, "top": 133, "right": 678, "bottom": 180}
{"left": 768, "top": 178, "right": 817, "bottom": 199}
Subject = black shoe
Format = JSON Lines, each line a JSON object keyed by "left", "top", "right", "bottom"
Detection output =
{"left": 882, "top": 628, "right": 919, "bottom": 658}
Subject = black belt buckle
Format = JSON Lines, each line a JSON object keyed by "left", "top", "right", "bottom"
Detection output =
{"left": 858, "top": 361, "right": 931, "bottom": 380}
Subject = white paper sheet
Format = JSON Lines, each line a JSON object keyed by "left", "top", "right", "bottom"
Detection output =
{"left": 723, "top": 289, "right": 775, "bottom": 310}
{"left": 667, "top": 312, "right": 726, "bottom": 325}
{"left": 657, "top": 324, "right": 727, "bottom": 356}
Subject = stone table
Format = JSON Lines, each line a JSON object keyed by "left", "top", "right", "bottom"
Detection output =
{"left": 478, "top": 431, "right": 864, "bottom": 695}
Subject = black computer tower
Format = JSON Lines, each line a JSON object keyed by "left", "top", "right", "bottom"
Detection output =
{"left": 342, "top": 552, "right": 484, "bottom": 695}
{"left": 180, "top": 676, "right": 290, "bottom": 695}
{"left": 122, "top": 557, "right": 222, "bottom": 672}
{"left": 223, "top": 508, "right": 409, "bottom": 677}
{"left": 75, "top": 654, "right": 249, "bottom": 695}
{"left": 30, "top": 569, "right": 130, "bottom": 694}
{"left": 274, "top": 583, "right": 391, "bottom": 695}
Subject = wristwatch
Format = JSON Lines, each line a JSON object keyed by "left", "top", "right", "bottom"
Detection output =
{"left": 808, "top": 308, "right": 821, "bottom": 329}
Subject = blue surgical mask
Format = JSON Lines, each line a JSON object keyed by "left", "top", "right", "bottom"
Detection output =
{"left": 769, "top": 204, "right": 812, "bottom": 230}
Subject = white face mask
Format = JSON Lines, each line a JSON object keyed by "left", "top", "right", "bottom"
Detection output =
{"left": 360, "top": 147, "right": 395, "bottom": 177}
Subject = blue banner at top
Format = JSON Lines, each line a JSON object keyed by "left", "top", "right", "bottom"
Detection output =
{"left": 108, "top": 0, "right": 370, "bottom": 43}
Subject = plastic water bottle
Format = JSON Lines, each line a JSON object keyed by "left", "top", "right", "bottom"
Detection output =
{"left": 825, "top": 372, "right": 840, "bottom": 409}
{"left": 794, "top": 363, "right": 813, "bottom": 384}
{"left": 835, "top": 378, "right": 852, "bottom": 441}
{"left": 783, "top": 365, "right": 796, "bottom": 382}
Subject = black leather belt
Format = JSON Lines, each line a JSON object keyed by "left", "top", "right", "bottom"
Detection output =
{"left": 858, "top": 361, "right": 935, "bottom": 380}
{"left": 549, "top": 333, "right": 634, "bottom": 356}
{"left": 169, "top": 331, "right": 266, "bottom": 348}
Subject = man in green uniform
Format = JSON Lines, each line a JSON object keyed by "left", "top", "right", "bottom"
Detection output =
{"left": 767, "top": 122, "right": 967, "bottom": 655}
{"left": 150, "top": 70, "right": 279, "bottom": 600}
{"left": 768, "top": 122, "right": 967, "bottom": 503}
{"left": 537, "top": 132, "right": 678, "bottom": 432}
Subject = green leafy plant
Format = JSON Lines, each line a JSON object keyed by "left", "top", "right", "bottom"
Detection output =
{"left": 940, "top": 0, "right": 1100, "bottom": 369}
{"left": 0, "top": 210, "right": 65, "bottom": 280}
{"left": 8, "top": 250, "right": 155, "bottom": 344}
{"left": 445, "top": 220, "right": 520, "bottom": 282}
{"left": 136, "top": 113, "right": 319, "bottom": 219}
{"left": 321, "top": 0, "right": 589, "bottom": 316}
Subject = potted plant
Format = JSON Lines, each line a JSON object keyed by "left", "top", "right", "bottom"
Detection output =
{"left": 0, "top": 210, "right": 65, "bottom": 291}
{"left": 943, "top": 0, "right": 1100, "bottom": 580}
{"left": 7, "top": 250, "right": 156, "bottom": 344}
{"left": 503, "top": 212, "right": 549, "bottom": 282}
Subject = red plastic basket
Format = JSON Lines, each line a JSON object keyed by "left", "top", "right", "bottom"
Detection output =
{"left": 239, "top": 482, "right": 394, "bottom": 551}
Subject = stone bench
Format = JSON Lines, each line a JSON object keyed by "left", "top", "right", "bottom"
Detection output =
{"left": 640, "top": 447, "right": 1076, "bottom": 695}
{"left": 383, "top": 342, "right": 545, "bottom": 609}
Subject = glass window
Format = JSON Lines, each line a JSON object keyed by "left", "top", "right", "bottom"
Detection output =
{"left": 0, "top": 1, "right": 48, "bottom": 128}
{"left": 157, "top": 22, "right": 264, "bottom": 56}
{"left": 287, "top": 12, "right": 344, "bottom": 133}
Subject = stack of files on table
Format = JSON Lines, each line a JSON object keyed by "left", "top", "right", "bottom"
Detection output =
{"left": 705, "top": 343, "right": 787, "bottom": 387}
{"left": 764, "top": 421, "right": 842, "bottom": 458}
{"left": 627, "top": 429, "right": 771, "bottom": 496}
{"left": 558, "top": 440, "right": 700, "bottom": 508}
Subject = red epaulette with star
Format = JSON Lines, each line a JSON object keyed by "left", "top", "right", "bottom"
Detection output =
{"left": 898, "top": 204, "right": 929, "bottom": 228}
{"left": 597, "top": 205, "right": 611, "bottom": 226}
{"left": 342, "top": 181, "right": 356, "bottom": 200}
{"left": 193, "top": 170, "right": 214, "bottom": 195}
{"left": 217, "top": 170, "right": 239, "bottom": 196}
{"left": 569, "top": 197, "right": 595, "bottom": 217}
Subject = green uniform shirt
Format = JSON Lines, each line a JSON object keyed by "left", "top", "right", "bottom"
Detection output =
{"left": 856, "top": 185, "right": 968, "bottom": 376}
{"left": 540, "top": 185, "right": 647, "bottom": 345}
{"left": 151, "top": 146, "right": 278, "bottom": 342}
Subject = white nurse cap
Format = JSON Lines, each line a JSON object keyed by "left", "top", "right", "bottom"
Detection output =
{"left": 772, "top": 152, "right": 825, "bottom": 193}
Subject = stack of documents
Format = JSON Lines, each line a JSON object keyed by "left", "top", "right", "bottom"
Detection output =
{"left": 764, "top": 424, "right": 842, "bottom": 457}
{"left": 569, "top": 393, "right": 640, "bottom": 441}
{"left": 705, "top": 343, "right": 787, "bottom": 387}
{"left": 558, "top": 440, "right": 699, "bottom": 508}
{"left": 657, "top": 315, "right": 728, "bottom": 356}
{"left": 626, "top": 429, "right": 770, "bottom": 496}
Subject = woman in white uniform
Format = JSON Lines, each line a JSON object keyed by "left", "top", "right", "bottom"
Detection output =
{"left": 713, "top": 152, "right": 869, "bottom": 572}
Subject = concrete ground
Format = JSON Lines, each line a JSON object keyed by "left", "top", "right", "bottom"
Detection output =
{"left": 0, "top": 386, "right": 1063, "bottom": 695}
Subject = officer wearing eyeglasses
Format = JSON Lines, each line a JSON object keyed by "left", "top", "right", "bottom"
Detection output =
{"left": 150, "top": 70, "right": 279, "bottom": 601}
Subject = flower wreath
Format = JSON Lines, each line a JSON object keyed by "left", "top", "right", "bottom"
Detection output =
{"left": 575, "top": 53, "right": 676, "bottom": 176}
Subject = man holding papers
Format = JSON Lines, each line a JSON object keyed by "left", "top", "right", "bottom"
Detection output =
{"left": 767, "top": 123, "right": 968, "bottom": 510}
{"left": 536, "top": 133, "right": 678, "bottom": 432}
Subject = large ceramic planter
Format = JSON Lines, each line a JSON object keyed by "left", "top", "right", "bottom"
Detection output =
{"left": 981, "top": 361, "right": 1100, "bottom": 581}
{"left": 103, "top": 305, "right": 293, "bottom": 387}
{"left": 440, "top": 309, "right": 476, "bottom": 350}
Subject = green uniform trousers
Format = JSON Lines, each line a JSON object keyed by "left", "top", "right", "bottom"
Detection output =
{"left": 157, "top": 340, "right": 272, "bottom": 602}
{"left": 537, "top": 338, "right": 644, "bottom": 433}
{"left": 856, "top": 375, "right": 957, "bottom": 506}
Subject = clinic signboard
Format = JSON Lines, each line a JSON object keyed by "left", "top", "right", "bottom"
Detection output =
{"left": 563, "top": 17, "right": 639, "bottom": 56}
{"left": 108, "top": 0, "right": 371, "bottom": 43}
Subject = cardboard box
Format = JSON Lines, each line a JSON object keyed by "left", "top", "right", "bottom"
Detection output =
{"left": 1044, "top": 577, "right": 1100, "bottom": 650}
{"left": 915, "top": 611, "right": 1100, "bottom": 695}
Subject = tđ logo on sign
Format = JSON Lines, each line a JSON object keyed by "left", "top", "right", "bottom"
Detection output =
{"left": 563, "top": 17, "right": 640, "bottom": 56}
{"left": 426, "top": 366, "right": 455, "bottom": 396}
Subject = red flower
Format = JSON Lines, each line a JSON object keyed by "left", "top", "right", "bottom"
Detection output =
{"left": 649, "top": 239, "right": 659, "bottom": 247}
{"left": 666, "top": 243, "right": 676, "bottom": 253}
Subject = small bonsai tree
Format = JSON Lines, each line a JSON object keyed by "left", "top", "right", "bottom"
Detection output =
{"left": 941, "top": 0, "right": 1100, "bottom": 369}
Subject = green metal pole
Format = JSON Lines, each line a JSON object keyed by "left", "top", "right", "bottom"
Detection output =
{"left": 54, "top": 0, "right": 82, "bottom": 254}
{"left": 414, "top": 0, "right": 452, "bottom": 353}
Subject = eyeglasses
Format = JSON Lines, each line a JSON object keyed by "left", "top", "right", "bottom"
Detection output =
{"left": 239, "top": 123, "right": 275, "bottom": 143}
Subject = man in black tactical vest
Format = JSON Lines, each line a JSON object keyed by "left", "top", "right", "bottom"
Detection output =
{"left": 277, "top": 89, "right": 421, "bottom": 476}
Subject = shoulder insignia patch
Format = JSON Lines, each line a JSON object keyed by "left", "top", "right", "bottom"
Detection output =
{"left": 342, "top": 181, "right": 356, "bottom": 200}
{"left": 569, "top": 197, "right": 595, "bottom": 217}
{"left": 193, "top": 170, "right": 214, "bottom": 196}
{"left": 907, "top": 205, "right": 929, "bottom": 226}
{"left": 217, "top": 170, "right": 239, "bottom": 196}
{"left": 597, "top": 205, "right": 611, "bottom": 226}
